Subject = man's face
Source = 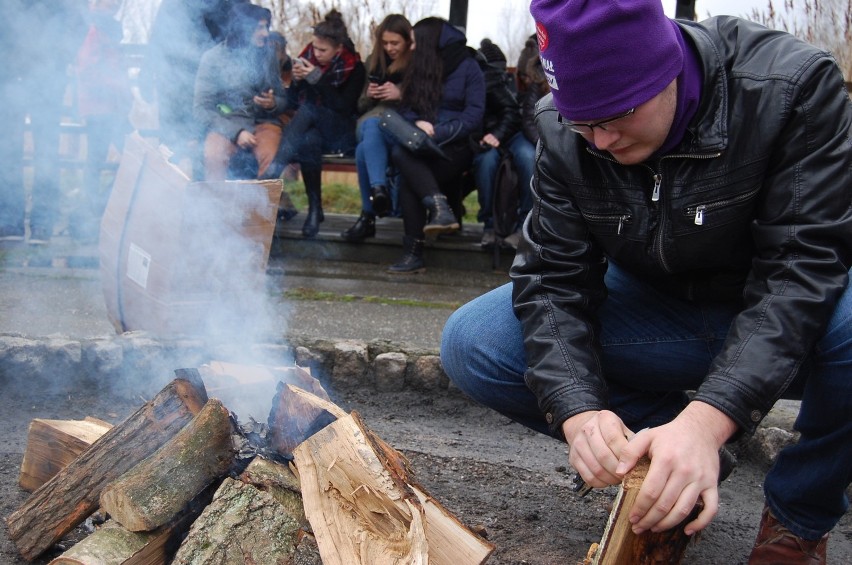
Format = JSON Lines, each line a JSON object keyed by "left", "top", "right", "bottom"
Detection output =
{"left": 252, "top": 20, "right": 269, "bottom": 48}
{"left": 571, "top": 79, "right": 678, "bottom": 165}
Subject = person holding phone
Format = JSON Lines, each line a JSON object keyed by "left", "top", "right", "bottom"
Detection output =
{"left": 341, "top": 13, "right": 413, "bottom": 242}
{"left": 265, "top": 10, "right": 365, "bottom": 238}
{"left": 193, "top": 3, "right": 286, "bottom": 180}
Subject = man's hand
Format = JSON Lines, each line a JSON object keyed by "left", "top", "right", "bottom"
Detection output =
{"left": 562, "top": 410, "right": 633, "bottom": 488}
{"left": 616, "top": 402, "right": 738, "bottom": 536}
{"left": 236, "top": 130, "right": 257, "bottom": 148}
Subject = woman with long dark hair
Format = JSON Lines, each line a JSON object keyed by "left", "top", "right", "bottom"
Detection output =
{"left": 267, "top": 10, "right": 365, "bottom": 237}
{"left": 387, "top": 17, "right": 485, "bottom": 273}
{"left": 341, "top": 13, "right": 413, "bottom": 242}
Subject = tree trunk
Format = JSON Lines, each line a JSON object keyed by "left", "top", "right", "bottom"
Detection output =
{"left": 18, "top": 417, "right": 113, "bottom": 492}
{"left": 293, "top": 411, "right": 494, "bottom": 565}
{"left": 100, "top": 399, "right": 235, "bottom": 532}
{"left": 5, "top": 371, "right": 208, "bottom": 561}
{"left": 589, "top": 457, "right": 700, "bottom": 564}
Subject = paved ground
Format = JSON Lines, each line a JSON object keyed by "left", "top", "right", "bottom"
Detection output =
{"left": 2, "top": 231, "right": 850, "bottom": 564}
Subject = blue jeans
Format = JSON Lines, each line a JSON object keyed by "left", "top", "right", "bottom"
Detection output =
{"left": 471, "top": 132, "right": 535, "bottom": 229}
{"left": 355, "top": 117, "right": 397, "bottom": 215}
{"left": 441, "top": 263, "right": 852, "bottom": 539}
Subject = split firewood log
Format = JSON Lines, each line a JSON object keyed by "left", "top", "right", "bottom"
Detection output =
{"left": 18, "top": 417, "right": 113, "bottom": 492}
{"left": 5, "top": 370, "right": 209, "bottom": 561}
{"left": 46, "top": 520, "right": 157, "bottom": 565}
{"left": 48, "top": 483, "right": 219, "bottom": 565}
{"left": 100, "top": 398, "right": 235, "bottom": 532}
{"left": 586, "top": 457, "right": 700, "bottom": 564}
{"left": 293, "top": 411, "right": 494, "bottom": 565}
{"left": 267, "top": 382, "right": 344, "bottom": 456}
{"left": 171, "top": 477, "right": 308, "bottom": 565}
{"left": 238, "top": 456, "right": 307, "bottom": 527}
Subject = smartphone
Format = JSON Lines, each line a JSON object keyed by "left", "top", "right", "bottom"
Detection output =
{"left": 369, "top": 74, "right": 386, "bottom": 85}
{"left": 296, "top": 57, "right": 309, "bottom": 67}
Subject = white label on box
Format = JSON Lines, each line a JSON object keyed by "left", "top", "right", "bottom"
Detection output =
{"left": 126, "top": 243, "right": 152, "bottom": 289}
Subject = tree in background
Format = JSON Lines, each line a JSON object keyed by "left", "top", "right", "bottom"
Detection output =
{"left": 747, "top": 0, "right": 851, "bottom": 78}
{"left": 259, "top": 0, "right": 437, "bottom": 57}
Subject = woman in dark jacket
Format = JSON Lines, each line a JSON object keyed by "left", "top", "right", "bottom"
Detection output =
{"left": 387, "top": 17, "right": 485, "bottom": 273}
{"left": 268, "top": 10, "right": 366, "bottom": 237}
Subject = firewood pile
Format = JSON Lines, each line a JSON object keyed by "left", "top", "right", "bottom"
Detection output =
{"left": 4, "top": 366, "right": 495, "bottom": 565}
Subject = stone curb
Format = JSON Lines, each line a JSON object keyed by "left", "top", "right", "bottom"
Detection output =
{"left": 0, "top": 332, "right": 449, "bottom": 398}
{"left": 0, "top": 332, "right": 797, "bottom": 468}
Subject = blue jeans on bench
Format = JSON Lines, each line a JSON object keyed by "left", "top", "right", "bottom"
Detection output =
{"left": 355, "top": 116, "right": 397, "bottom": 215}
{"left": 440, "top": 263, "right": 852, "bottom": 540}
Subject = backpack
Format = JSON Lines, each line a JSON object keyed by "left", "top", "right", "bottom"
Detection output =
{"left": 491, "top": 148, "right": 519, "bottom": 268}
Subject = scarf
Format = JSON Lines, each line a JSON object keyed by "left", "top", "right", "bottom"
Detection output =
{"left": 299, "top": 41, "right": 360, "bottom": 88}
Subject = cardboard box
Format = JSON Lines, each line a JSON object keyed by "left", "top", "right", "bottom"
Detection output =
{"left": 99, "top": 132, "right": 282, "bottom": 336}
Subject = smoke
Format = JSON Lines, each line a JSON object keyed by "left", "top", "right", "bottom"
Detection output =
{"left": 0, "top": 0, "right": 300, "bottom": 424}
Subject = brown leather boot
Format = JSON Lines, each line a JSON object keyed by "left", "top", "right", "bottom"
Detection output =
{"left": 748, "top": 506, "right": 828, "bottom": 564}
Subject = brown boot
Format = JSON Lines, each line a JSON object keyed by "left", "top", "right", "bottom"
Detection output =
{"left": 748, "top": 506, "right": 827, "bottom": 564}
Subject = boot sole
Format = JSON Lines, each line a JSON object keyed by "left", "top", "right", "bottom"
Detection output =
{"left": 423, "top": 223, "right": 460, "bottom": 236}
{"left": 387, "top": 267, "right": 426, "bottom": 274}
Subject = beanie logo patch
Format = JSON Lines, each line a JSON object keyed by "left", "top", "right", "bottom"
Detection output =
{"left": 535, "top": 21, "right": 549, "bottom": 52}
{"left": 541, "top": 56, "right": 558, "bottom": 90}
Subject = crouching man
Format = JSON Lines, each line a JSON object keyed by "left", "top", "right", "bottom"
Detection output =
{"left": 440, "top": 0, "right": 852, "bottom": 562}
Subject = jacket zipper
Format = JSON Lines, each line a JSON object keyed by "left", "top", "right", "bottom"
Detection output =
{"left": 583, "top": 212, "right": 633, "bottom": 235}
{"left": 683, "top": 186, "right": 762, "bottom": 225}
{"left": 586, "top": 148, "right": 723, "bottom": 273}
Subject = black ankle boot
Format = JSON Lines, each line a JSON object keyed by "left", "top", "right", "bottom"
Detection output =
{"left": 422, "top": 193, "right": 459, "bottom": 236}
{"left": 388, "top": 236, "right": 425, "bottom": 274}
{"left": 370, "top": 185, "right": 391, "bottom": 218}
{"left": 341, "top": 211, "right": 376, "bottom": 242}
{"left": 302, "top": 169, "right": 324, "bottom": 238}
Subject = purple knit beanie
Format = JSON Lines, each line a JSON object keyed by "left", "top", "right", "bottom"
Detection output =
{"left": 530, "top": 0, "right": 683, "bottom": 120}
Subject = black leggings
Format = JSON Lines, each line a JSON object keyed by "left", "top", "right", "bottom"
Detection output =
{"left": 391, "top": 140, "right": 473, "bottom": 238}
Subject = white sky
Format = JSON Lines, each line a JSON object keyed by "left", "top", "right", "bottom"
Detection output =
{"left": 438, "top": 0, "right": 769, "bottom": 49}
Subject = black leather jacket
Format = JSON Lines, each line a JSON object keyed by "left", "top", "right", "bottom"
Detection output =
{"left": 511, "top": 17, "right": 852, "bottom": 438}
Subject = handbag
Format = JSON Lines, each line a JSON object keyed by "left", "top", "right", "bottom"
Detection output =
{"left": 378, "top": 109, "right": 449, "bottom": 161}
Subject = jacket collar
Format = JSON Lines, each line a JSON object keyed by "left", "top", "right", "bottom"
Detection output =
{"left": 676, "top": 20, "right": 729, "bottom": 153}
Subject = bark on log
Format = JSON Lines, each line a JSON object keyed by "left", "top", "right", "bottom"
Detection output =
{"left": 589, "top": 457, "right": 700, "bottom": 564}
{"left": 294, "top": 411, "right": 494, "bottom": 565}
{"left": 49, "top": 483, "right": 218, "bottom": 565}
{"left": 5, "top": 371, "right": 208, "bottom": 561}
{"left": 171, "top": 477, "right": 305, "bottom": 565}
{"left": 19, "top": 417, "right": 113, "bottom": 492}
{"left": 238, "top": 456, "right": 307, "bottom": 527}
{"left": 47, "top": 520, "right": 156, "bottom": 565}
{"left": 268, "top": 382, "right": 344, "bottom": 456}
{"left": 100, "top": 399, "right": 235, "bottom": 532}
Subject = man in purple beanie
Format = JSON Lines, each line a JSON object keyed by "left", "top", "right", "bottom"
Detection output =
{"left": 440, "top": 0, "right": 852, "bottom": 562}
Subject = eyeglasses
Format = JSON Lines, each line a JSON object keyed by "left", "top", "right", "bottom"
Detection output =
{"left": 559, "top": 107, "right": 635, "bottom": 135}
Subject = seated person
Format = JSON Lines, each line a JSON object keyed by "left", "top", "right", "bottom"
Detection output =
{"left": 386, "top": 17, "right": 485, "bottom": 274}
{"left": 342, "top": 13, "right": 413, "bottom": 242}
{"left": 469, "top": 39, "right": 534, "bottom": 250}
{"left": 193, "top": 3, "right": 286, "bottom": 181}
{"left": 266, "top": 9, "right": 366, "bottom": 238}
